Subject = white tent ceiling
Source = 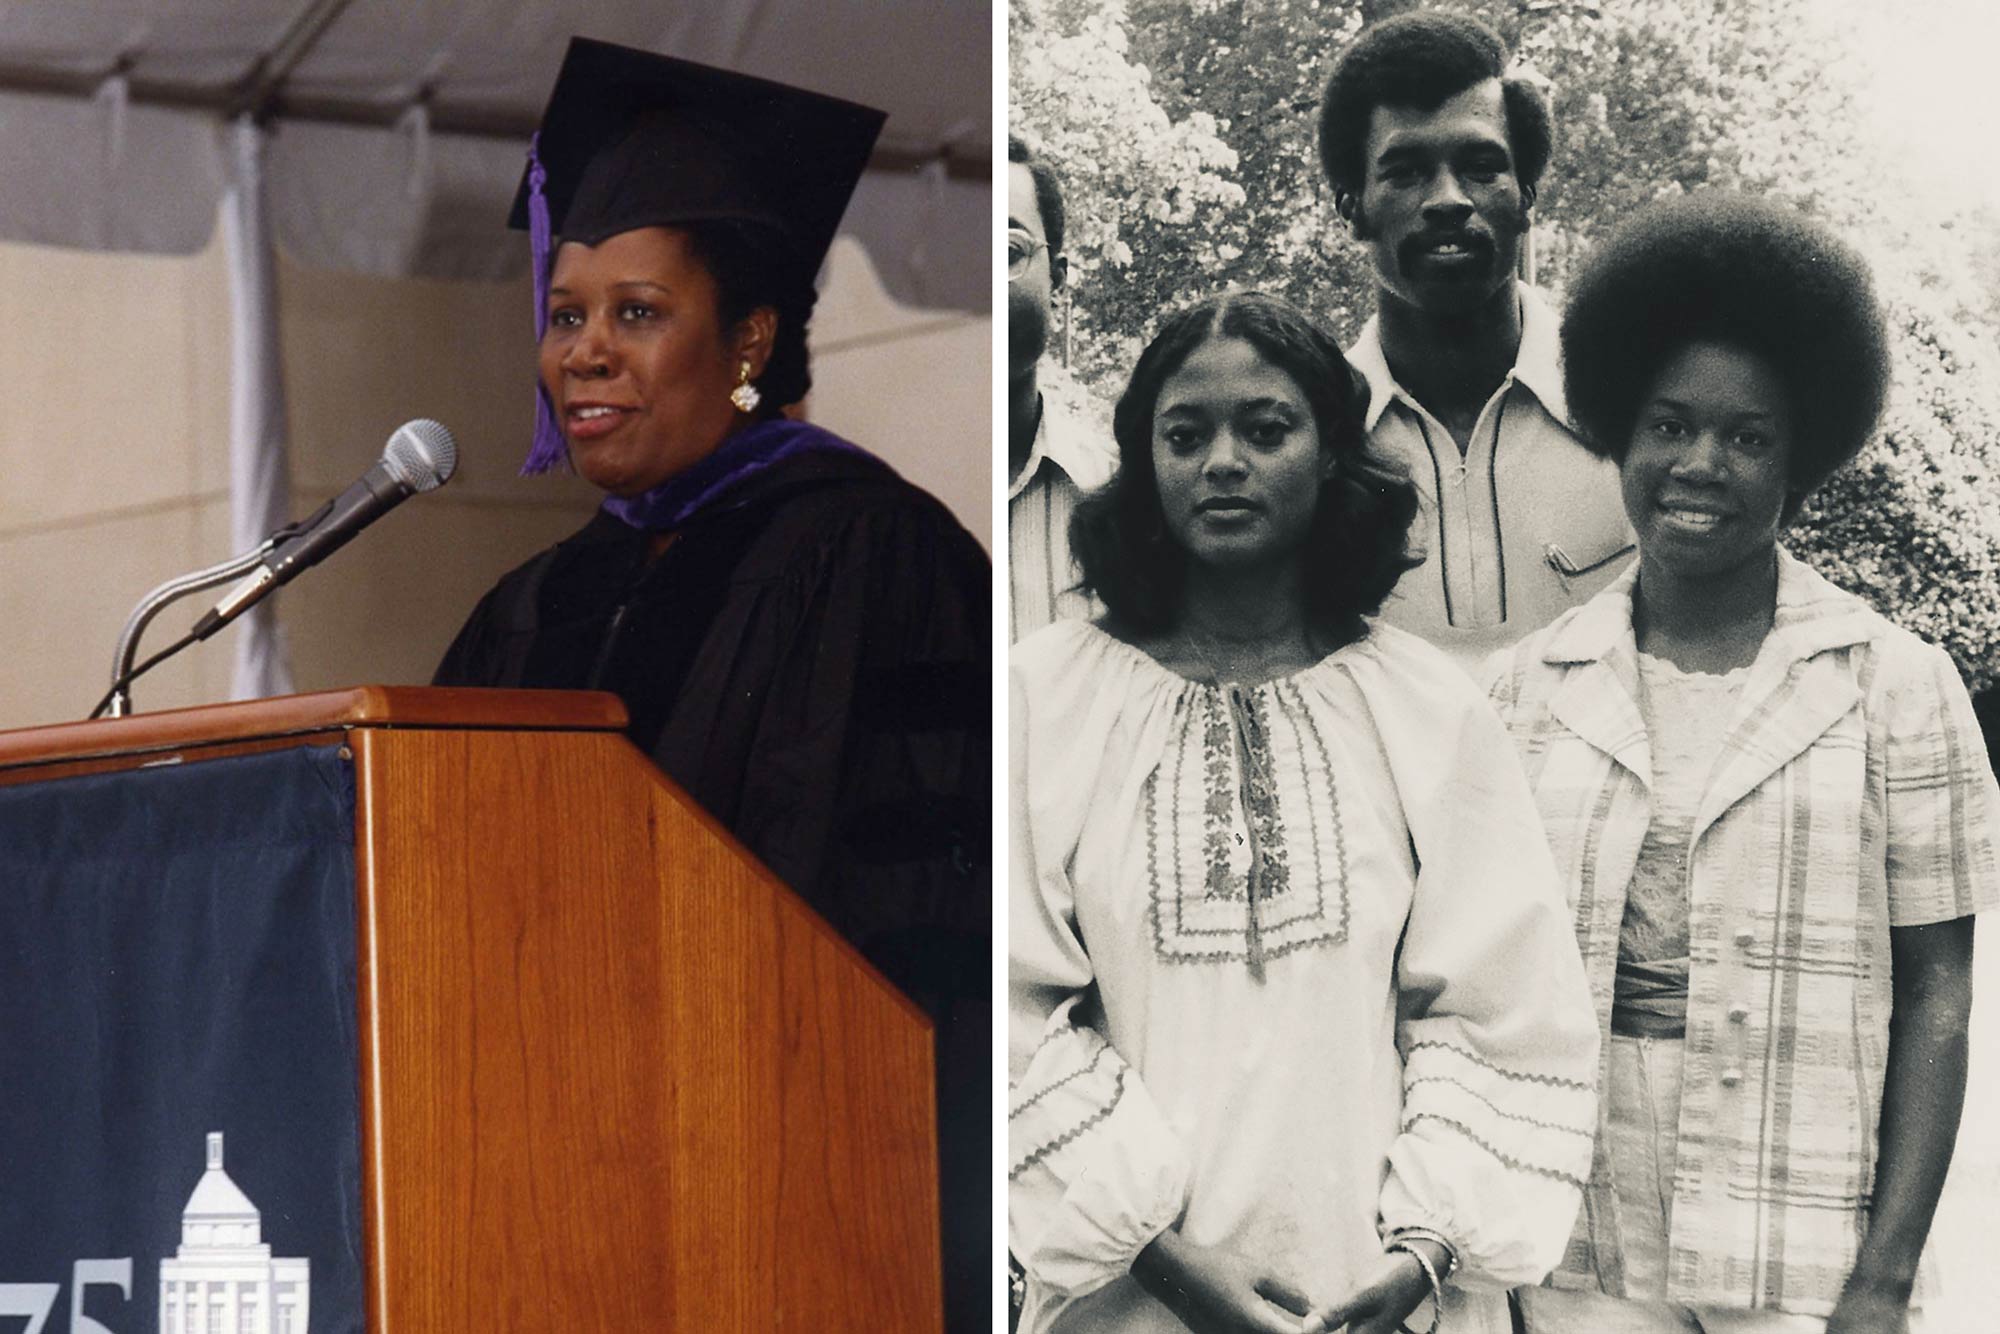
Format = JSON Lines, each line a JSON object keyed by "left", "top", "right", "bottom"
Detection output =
{"left": 0, "top": 0, "right": 991, "bottom": 309}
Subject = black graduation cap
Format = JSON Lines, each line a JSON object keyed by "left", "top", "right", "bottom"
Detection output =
{"left": 509, "top": 36, "right": 886, "bottom": 278}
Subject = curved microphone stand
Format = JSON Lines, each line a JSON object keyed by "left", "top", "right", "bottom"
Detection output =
{"left": 102, "top": 538, "right": 278, "bottom": 718}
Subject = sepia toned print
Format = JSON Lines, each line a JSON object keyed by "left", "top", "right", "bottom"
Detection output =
{"left": 1008, "top": 2, "right": 2000, "bottom": 1331}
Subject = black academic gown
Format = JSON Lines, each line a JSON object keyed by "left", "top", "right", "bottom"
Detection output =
{"left": 435, "top": 449, "right": 991, "bottom": 1331}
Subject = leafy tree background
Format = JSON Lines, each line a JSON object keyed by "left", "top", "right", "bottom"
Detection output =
{"left": 1010, "top": 0, "right": 2000, "bottom": 690}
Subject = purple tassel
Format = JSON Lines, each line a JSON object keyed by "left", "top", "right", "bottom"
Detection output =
{"left": 521, "top": 133, "right": 569, "bottom": 475}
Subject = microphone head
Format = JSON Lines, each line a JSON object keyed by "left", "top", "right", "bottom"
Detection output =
{"left": 381, "top": 419, "right": 459, "bottom": 493}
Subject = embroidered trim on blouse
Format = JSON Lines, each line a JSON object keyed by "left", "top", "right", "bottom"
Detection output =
{"left": 1013, "top": 1011, "right": 1083, "bottom": 1086}
{"left": 1201, "top": 690, "right": 1238, "bottom": 901}
{"left": 1010, "top": 1067, "right": 1129, "bottom": 1180}
{"left": 1401, "top": 1112, "right": 1589, "bottom": 1189}
{"left": 1404, "top": 1039, "right": 1593, "bottom": 1092}
{"left": 1404, "top": 1075, "right": 1596, "bottom": 1139}
{"left": 1287, "top": 682, "right": 1354, "bottom": 944}
{"left": 1231, "top": 686, "right": 1292, "bottom": 908}
{"left": 1147, "top": 679, "right": 1346, "bottom": 971}
{"left": 1008, "top": 1042, "right": 1113, "bottom": 1120}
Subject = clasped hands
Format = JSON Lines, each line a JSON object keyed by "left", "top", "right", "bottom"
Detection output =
{"left": 1131, "top": 1230, "right": 1440, "bottom": 1334}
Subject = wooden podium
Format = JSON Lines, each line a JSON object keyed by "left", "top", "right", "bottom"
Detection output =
{"left": 0, "top": 688, "right": 942, "bottom": 1331}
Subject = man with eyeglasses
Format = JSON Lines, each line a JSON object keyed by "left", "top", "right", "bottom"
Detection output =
{"left": 1008, "top": 133, "right": 1117, "bottom": 641}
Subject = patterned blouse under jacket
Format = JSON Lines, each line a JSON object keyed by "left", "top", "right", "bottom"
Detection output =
{"left": 1008, "top": 619, "right": 1600, "bottom": 1333}
{"left": 1482, "top": 551, "right": 2000, "bottom": 1316}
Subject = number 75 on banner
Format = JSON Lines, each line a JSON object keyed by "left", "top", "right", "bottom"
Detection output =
{"left": 0, "top": 1259, "right": 133, "bottom": 1334}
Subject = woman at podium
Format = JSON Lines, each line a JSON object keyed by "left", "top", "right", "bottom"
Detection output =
{"left": 432, "top": 39, "right": 990, "bottom": 1332}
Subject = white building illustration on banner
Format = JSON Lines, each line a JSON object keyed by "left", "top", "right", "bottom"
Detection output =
{"left": 158, "top": 1132, "right": 310, "bottom": 1334}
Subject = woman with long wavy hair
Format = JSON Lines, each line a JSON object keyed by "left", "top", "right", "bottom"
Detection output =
{"left": 1008, "top": 291, "right": 1598, "bottom": 1334}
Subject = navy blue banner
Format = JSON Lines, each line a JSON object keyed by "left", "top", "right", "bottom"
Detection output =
{"left": 0, "top": 745, "right": 363, "bottom": 1334}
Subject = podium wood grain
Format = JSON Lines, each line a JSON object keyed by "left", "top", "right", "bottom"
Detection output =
{"left": 353, "top": 725, "right": 940, "bottom": 1330}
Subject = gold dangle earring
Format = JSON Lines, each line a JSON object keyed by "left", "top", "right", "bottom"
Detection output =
{"left": 729, "top": 359, "right": 762, "bottom": 413}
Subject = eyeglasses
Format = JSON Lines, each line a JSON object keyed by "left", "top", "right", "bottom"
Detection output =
{"left": 1006, "top": 226, "right": 1049, "bottom": 281}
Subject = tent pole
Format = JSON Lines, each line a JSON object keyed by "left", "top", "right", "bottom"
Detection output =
{"left": 228, "top": 0, "right": 364, "bottom": 121}
{"left": 220, "top": 118, "right": 296, "bottom": 702}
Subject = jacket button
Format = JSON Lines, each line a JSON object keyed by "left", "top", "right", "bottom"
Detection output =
{"left": 1720, "top": 1068, "right": 1743, "bottom": 1087}
{"left": 1733, "top": 928, "right": 1755, "bottom": 948}
{"left": 1728, "top": 1004, "right": 1751, "bottom": 1023}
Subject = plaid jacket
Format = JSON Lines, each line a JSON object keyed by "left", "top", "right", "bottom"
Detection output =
{"left": 1483, "top": 552, "right": 2000, "bottom": 1315}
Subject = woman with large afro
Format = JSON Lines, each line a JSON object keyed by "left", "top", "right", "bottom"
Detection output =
{"left": 1486, "top": 192, "right": 2000, "bottom": 1333}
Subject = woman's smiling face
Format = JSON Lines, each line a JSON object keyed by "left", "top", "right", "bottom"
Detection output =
{"left": 1152, "top": 335, "right": 1326, "bottom": 572}
{"left": 539, "top": 226, "right": 762, "bottom": 497}
{"left": 1622, "top": 340, "right": 1795, "bottom": 582}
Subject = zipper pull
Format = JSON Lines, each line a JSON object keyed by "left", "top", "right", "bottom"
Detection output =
{"left": 1544, "top": 543, "right": 1575, "bottom": 594}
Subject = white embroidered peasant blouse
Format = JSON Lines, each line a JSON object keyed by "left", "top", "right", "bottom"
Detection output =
{"left": 1009, "top": 618, "right": 1600, "bottom": 1333}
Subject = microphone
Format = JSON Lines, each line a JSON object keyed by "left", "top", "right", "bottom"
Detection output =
{"left": 191, "top": 419, "right": 458, "bottom": 641}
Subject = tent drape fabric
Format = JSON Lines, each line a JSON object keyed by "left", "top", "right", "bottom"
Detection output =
{"left": 0, "top": 77, "right": 984, "bottom": 310}
{"left": 222, "top": 116, "right": 295, "bottom": 702}
{"left": 0, "top": 85, "right": 225, "bottom": 253}
{"left": 0, "top": 0, "right": 990, "bottom": 310}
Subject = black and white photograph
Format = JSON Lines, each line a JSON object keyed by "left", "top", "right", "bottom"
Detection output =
{"left": 1008, "top": 1, "right": 2000, "bottom": 1331}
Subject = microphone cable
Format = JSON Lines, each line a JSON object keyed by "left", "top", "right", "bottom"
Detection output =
{"left": 88, "top": 628, "right": 204, "bottom": 721}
